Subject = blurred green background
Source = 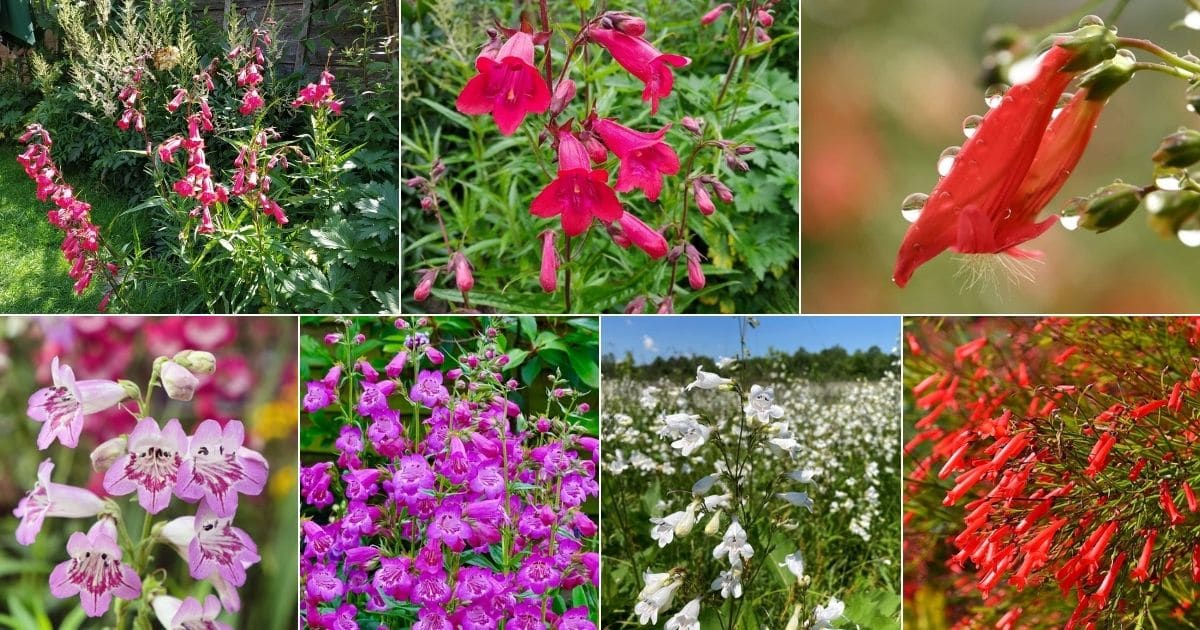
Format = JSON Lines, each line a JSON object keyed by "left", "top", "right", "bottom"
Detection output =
{"left": 802, "top": 0, "right": 1200, "bottom": 312}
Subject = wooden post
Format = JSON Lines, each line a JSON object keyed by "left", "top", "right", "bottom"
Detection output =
{"left": 223, "top": 0, "right": 232, "bottom": 30}
{"left": 293, "top": 0, "right": 311, "bottom": 73}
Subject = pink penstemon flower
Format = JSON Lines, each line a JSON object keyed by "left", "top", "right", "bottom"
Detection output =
{"left": 530, "top": 129, "right": 623, "bottom": 236}
{"left": 593, "top": 117, "right": 681, "bottom": 202}
{"left": 13, "top": 459, "right": 106, "bottom": 545}
{"left": 175, "top": 419, "right": 269, "bottom": 517}
{"left": 152, "top": 594, "right": 233, "bottom": 630}
{"left": 187, "top": 502, "right": 261, "bottom": 587}
{"left": 27, "top": 356, "right": 129, "bottom": 450}
{"left": 48, "top": 519, "right": 142, "bottom": 618}
{"left": 586, "top": 24, "right": 690, "bottom": 114}
{"left": 455, "top": 28, "right": 551, "bottom": 136}
{"left": 102, "top": 417, "right": 188, "bottom": 514}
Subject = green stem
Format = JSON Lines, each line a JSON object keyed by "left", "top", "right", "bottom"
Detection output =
{"left": 1106, "top": 0, "right": 1132, "bottom": 23}
{"left": 1131, "top": 61, "right": 1196, "bottom": 80}
{"left": 564, "top": 235, "right": 573, "bottom": 312}
{"left": 1119, "top": 37, "right": 1200, "bottom": 74}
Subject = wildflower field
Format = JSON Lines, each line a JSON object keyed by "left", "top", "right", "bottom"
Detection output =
{"left": 600, "top": 321, "right": 901, "bottom": 629}
{"left": 904, "top": 317, "right": 1200, "bottom": 628}
{"left": 299, "top": 316, "right": 601, "bottom": 629}
{"left": 0, "top": 316, "right": 299, "bottom": 629}
{"left": 402, "top": 0, "right": 799, "bottom": 314}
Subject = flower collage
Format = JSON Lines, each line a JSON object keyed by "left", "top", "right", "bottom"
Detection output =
{"left": 5, "top": 0, "right": 1200, "bottom": 629}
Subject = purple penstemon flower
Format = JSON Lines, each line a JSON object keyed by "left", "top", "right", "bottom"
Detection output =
{"left": 358, "top": 379, "right": 396, "bottom": 418}
{"left": 335, "top": 424, "right": 364, "bottom": 469}
{"left": 509, "top": 601, "right": 549, "bottom": 630}
{"left": 187, "top": 502, "right": 261, "bottom": 587}
{"left": 306, "top": 563, "right": 345, "bottom": 602}
{"left": 412, "top": 571, "right": 452, "bottom": 606}
{"left": 427, "top": 503, "right": 471, "bottom": 552}
{"left": 413, "top": 606, "right": 453, "bottom": 630}
{"left": 373, "top": 555, "right": 415, "bottom": 600}
{"left": 14, "top": 459, "right": 105, "bottom": 545}
{"left": 517, "top": 553, "right": 562, "bottom": 594}
{"left": 103, "top": 417, "right": 187, "bottom": 514}
{"left": 303, "top": 365, "right": 341, "bottom": 412}
{"left": 300, "top": 461, "right": 335, "bottom": 509}
{"left": 48, "top": 519, "right": 141, "bottom": 617}
{"left": 343, "top": 468, "right": 381, "bottom": 502}
{"left": 174, "top": 419, "right": 268, "bottom": 517}
{"left": 27, "top": 356, "right": 128, "bottom": 449}
{"left": 385, "top": 351, "right": 408, "bottom": 378}
{"left": 409, "top": 369, "right": 448, "bottom": 407}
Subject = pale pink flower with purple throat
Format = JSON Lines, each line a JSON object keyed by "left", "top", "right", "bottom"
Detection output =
{"left": 27, "top": 356, "right": 128, "bottom": 450}
{"left": 103, "top": 417, "right": 188, "bottom": 514}
{"left": 175, "top": 419, "right": 268, "bottom": 517}
{"left": 152, "top": 594, "right": 232, "bottom": 630}
{"left": 48, "top": 519, "right": 141, "bottom": 617}
{"left": 14, "top": 459, "right": 105, "bottom": 545}
{"left": 188, "top": 502, "right": 261, "bottom": 587}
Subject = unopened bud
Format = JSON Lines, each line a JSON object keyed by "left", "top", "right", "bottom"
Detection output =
{"left": 725, "top": 154, "right": 750, "bottom": 173}
{"left": 582, "top": 133, "right": 607, "bottom": 164}
{"left": 601, "top": 11, "right": 646, "bottom": 37}
{"left": 693, "top": 180, "right": 716, "bottom": 215}
{"left": 550, "top": 79, "right": 576, "bottom": 116}
{"left": 173, "top": 350, "right": 216, "bottom": 374}
{"left": 1153, "top": 129, "right": 1200, "bottom": 169}
{"left": 625, "top": 295, "right": 648, "bottom": 314}
{"left": 657, "top": 295, "right": 675, "bottom": 314}
{"left": 701, "top": 3, "right": 732, "bottom": 26}
{"left": 681, "top": 116, "right": 704, "bottom": 136}
{"left": 430, "top": 159, "right": 446, "bottom": 180}
{"left": 1145, "top": 189, "right": 1200, "bottom": 238}
{"left": 754, "top": 26, "right": 770, "bottom": 43}
{"left": 540, "top": 230, "right": 559, "bottom": 293}
{"left": 1078, "top": 182, "right": 1142, "bottom": 232}
{"left": 451, "top": 251, "right": 474, "bottom": 293}
{"left": 783, "top": 604, "right": 802, "bottom": 630}
{"left": 757, "top": 9, "right": 775, "bottom": 28}
{"left": 710, "top": 179, "right": 734, "bottom": 203}
{"left": 91, "top": 435, "right": 128, "bottom": 472}
{"left": 685, "top": 245, "right": 706, "bottom": 290}
{"left": 414, "top": 269, "right": 437, "bottom": 301}
{"left": 674, "top": 509, "right": 696, "bottom": 537}
{"left": 420, "top": 196, "right": 435, "bottom": 210}
{"left": 161, "top": 360, "right": 199, "bottom": 401}
{"left": 704, "top": 510, "right": 722, "bottom": 535}
{"left": 734, "top": 144, "right": 756, "bottom": 156}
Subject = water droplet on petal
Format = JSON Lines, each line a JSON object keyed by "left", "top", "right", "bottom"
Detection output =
{"left": 1060, "top": 214, "right": 1081, "bottom": 231}
{"left": 1051, "top": 92, "right": 1073, "bottom": 119}
{"left": 1156, "top": 173, "right": 1184, "bottom": 191}
{"left": 985, "top": 85, "right": 1009, "bottom": 108}
{"left": 1060, "top": 201, "right": 1083, "bottom": 231}
{"left": 937, "top": 147, "right": 960, "bottom": 177}
{"left": 1179, "top": 218, "right": 1200, "bottom": 246}
{"left": 1078, "top": 14, "right": 1104, "bottom": 27}
{"left": 1185, "top": 10, "right": 1200, "bottom": 30}
{"left": 1145, "top": 191, "right": 1168, "bottom": 213}
{"left": 1188, "top": 103, "right": 1197, "bottom": 114}
{"left": 962, "top": 115, "right": 982, "bottom": 139}
{"left": 901, "top": 193, "right": 929, "bottom": 223}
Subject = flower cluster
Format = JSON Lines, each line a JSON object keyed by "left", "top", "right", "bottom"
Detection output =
{"left": 229, "top": 29, "right": 271, "bottom": 116}
{"left": 157, "top": 60, "right": 228, "bottom": 233}
{"left": 16, "top": 124, "right": 115, "bottom": 304}
{"left": 904, "top": 317, "right": 1200, "bottom": 627}
{"left": 13, "top": 346, "right": 268, "bottom": 621}
{"left": 115, "top": 62, "right": 148, "bottom": 134}
{"left": 292, "top": 70, "right": 344, "bottom": 114}
{"left": 300, "top": 319, "right": 599, "bottom": 629}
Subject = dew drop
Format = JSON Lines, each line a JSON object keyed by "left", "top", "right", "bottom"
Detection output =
{"left": 1186, "top": 10, "right": 1200, "bottom": 30}
{"left": 962, "top": 115, "right": 982, "bottom": 139}
{"left": 985, "top": 85, "right": 1009, "bottom": 109}
{"left": 1155, "top": 173, "right": 1184, "bottom": 191}
{"left": 1179, "top": 218, "right": 1200, "bottom": 246}
{"left": 1051, "top": 92, "right": 1073, "bottom": 119}
{"left": 1145, "top": 191, "right": 1168, "bottom": 214}
{"left": 1189, "top": 103, "right": 1197, "bottom": 114}
{"left": 1060, "top": 214, "right": 1081, "bottom": 231}
{"left": 937, "top": 147, "right": 960, "bottom": 177}
{"left": 901, "top": 193, "right": 928, "bottom": 223}
{"left": 1078, "top": 15, "right": 1104, "bottom": 27}
{"left": 1060, "top": 201, "right": 1083, "bottom": 231}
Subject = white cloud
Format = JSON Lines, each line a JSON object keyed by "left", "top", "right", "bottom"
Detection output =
{"left": 643, "top": 335, "right": 658, "bottom": 352}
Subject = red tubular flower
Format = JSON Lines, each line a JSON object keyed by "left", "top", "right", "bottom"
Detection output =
{"left": 1184, "top": 481, "right": 1198, "bottom": 513}
{"left": 593, "top": 118, "right": 680, "bottom": 201}
{"left": 530, "top": 130, "right": 623, "bottom": 235}
{"left": 456, "top": 31, "right": 551, "bottom": 135}
{"left": 1084, "top": 432, "right": 1117, "bottom": 477}
{"left": 539, "top": 230, "right": 558, "bottom": 293}
{"left": 615, "top": 211, "right": 668, "bottom": 259}
{"left": 892, "top": 26, "right": 1121, "bottom": 287}
{"left": 1131, "top": 399, "right": 1167, "bottom": 419}
{"left": 1130, "top": 529, "right": 1157, "bottom": 582}
{"left": 1193, "top": 544, "right": 1200, "bottom": 582}
{"left": 587, "top": 26, "right": 690, "bottom": 114}
{"left": 1092, "top": 551, "right": 1127, "bottom": 608}
{"left": 1160, "top": 481, "right": 1186, "bottom": 525}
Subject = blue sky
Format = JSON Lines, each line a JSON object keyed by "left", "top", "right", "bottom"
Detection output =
{"left": 601, "top": 316, "right": 900, "bottom": 364}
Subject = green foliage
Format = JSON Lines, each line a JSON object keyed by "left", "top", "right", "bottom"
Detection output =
{"left": 401, "top": 0, "right": 798, "bottom": 313}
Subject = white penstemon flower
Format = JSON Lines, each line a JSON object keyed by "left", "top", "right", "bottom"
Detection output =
{"left": 745, "top": 384, "right": 785, "bottom": 424}
{"left": 663, "top": 597, "right": 701, "bottom": 630}
{"left": 811, "top": 596, "right": 845, "bottom": 629}
{"left": 777, "top": 491, "right": 815, "bottom": 512}
{"left": 710, "top": 566, "right": 744, "bottom": 599}
{"left": 712, "top": 519, "right": 754, "bottom": 568}
{"left": 661, "top": 413, "right": 711, "bottom": 456}
{"left": 649, "top": 502, "right": 699, "bottom": 547}
{"left": 715, "top": 355, "right": 738, "bottom": 369}
{"left": 685, "top": 365, "right": 732, "bottom": 391}
{"left": 635, "top": 570, "right": 683, "bottom": 625}
{"left": 780, "top": 550, "right": 805, "bottom": 580}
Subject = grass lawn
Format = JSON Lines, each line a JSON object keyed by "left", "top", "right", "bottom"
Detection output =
{"left": 0, "top": 142, "right": 158, "bottom": 312}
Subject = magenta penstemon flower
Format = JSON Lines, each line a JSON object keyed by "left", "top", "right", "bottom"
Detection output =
{"left": 14, "top": 459, "right": 106, "bottom": 545}
{"left": 593, "top": 118, "right": 681, "bottom": 201}
{"left": 455, "top": 29, "right": 551, "bottom": 136}
{"left": 587, "top": 24, "right": 690, "bottom": 114}
{"left": 530, "top": 130, "right": 624, "bottom": 236}
{"left": 103, "top": 417, "right": 188, "bottom": 514}
{"left": 174, "top": 419, "right": 268, "bottom": 516}
{"left": 187, "top": 502, "right": 261, "bottom": 587}
{"left": 27, "top": 356, "right": 128, "bottom": 449}
{"left": 48, "top": 519, "right": 141, "bottom": 617}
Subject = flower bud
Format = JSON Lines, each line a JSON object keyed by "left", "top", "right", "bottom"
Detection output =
{"left": 625, "top": 295, "right": 648, "bottom": 314}
{"left": 617, "top": 212, "right": 669, "bottom": 259}
{"left": 657, "top": 295, "right": 675, "bottom": 314}
{"left": 693, "top": 180, "right": 716, "bottom": 216}
{"left": 674, "top": 508, "right": 696, "bottom": 537}
{"left": 324, "top": 333, "right": 342, "bottom": 345}
{"left": 734, "top": 144, "right": 756, "bottom": 156}
{"left": 704, "top": 510, "right": 722, "bottom": 535}
{"left": 757, "top": 9, "right": 775, "bottom": 28}
{"left": 685, "top": 245, "right": 706, "bottom": 290}
{"left": 451, "top": 251, "right": 474, "bottom": 292}
{"left": 581, "top": 132, "right": 608, "bottom": 164}
{"left": 1077, "top": 182, "right": 1142, "bottom": 232}
{"left": 426, "top": 347, "right": 445, "bottom": 365}
{"left": 91, "top": 435, "right": 128, "bottom": 472}
{"left": 173, "top": 350, "right": 216, "bottom": 374}
{"left": 1144, "top": 189, "right": 1200, "bottom": 238}
{"left": 540, "top": 230, "right": 559, "bottom": 293}
{"left": 710, "top": 179, "right": 734, "bottom": 203}
{"left": 161, "top": 360, "right": 199, "bottom": 401}
{"left": 681, "top": 116, "right": 704, "bottom": 136}
{"left": 414, "top": 269, "right": 438, "bottom": 302}
{"left": 420, "top": 196, "right": 435, "bottom": 210}
{"left": 601, "top": 11, "right": 646, "bottom": 37}
{"left": 1153, "top": 129, "right": 1200, "bottom": 169}
{"left": 754, "top": 26, "right": 770, "bottom": 43}
{"left": 405, "top": 176, "right": 427, "bottom": 189}
{"left": 725, "top": 153, "right": 750, "bottom": 172}
{"left": 430, "top": 159, "right": 447, "bottom": 181}
{"left": 701, "top": 3, "right": 732, "bottom": 25}
{"left": 550, "top": 79, "right": 577, "bottom": 116}
{"left": 784, "top": 605, "right": 801, "bottom": 630}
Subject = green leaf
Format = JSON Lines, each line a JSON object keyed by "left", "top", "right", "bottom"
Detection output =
{"left": 568, "top": 350, "right": 600, "bottom": 388}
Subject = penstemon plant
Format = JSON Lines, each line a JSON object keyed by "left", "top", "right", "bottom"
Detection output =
{"left": 13, "top": 346, "right": 268, "bottom": 628}
{"left": 893, "top": 8, "right": 1200, "bottom": 289}
{"left": 904, "top": 317, "right": 1200, "bottom": 627}
{"left": 300, "top": 317, "right": 600, "bottom": 629}
{"left": 405, "top": 1, "right": 784, "bottom": 314}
